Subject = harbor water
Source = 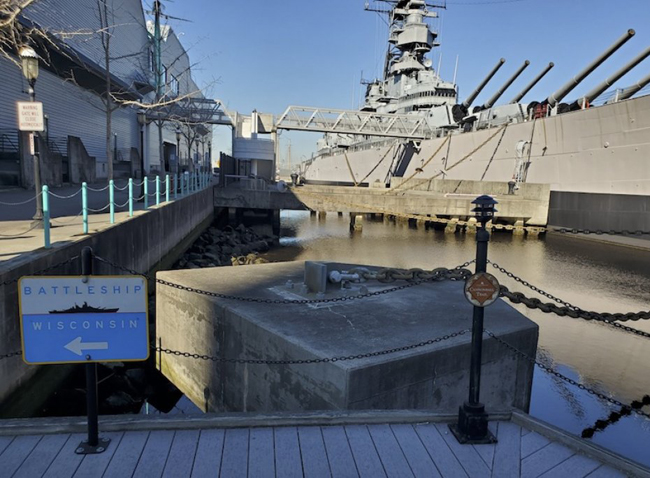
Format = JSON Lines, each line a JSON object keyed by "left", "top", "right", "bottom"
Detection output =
{"left": 264, "top": 210, "right": 650, "bottom": 468}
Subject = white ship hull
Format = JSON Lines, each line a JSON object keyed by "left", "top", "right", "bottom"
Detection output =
{"left": 302, "top": 94, "right": 650, "bottom": 231}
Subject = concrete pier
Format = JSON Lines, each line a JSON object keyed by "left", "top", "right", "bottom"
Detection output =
{"left": 156, "top": 261, "right": 538, "bottom": 414}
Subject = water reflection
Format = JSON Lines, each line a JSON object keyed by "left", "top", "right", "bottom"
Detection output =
{"left": 269, "top": 210, "right": 650, "bottom": 467}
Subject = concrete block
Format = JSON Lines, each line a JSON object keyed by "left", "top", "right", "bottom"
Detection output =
{"left": 156, "top": 261, "right": 538, "bottom": 414}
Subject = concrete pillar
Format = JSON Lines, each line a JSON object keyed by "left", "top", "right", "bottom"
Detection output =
{"left": 310, "top": 210, "right": 317, "bottom": 217}
{"left": 271, "top": 209, "right": 281, "bottom": 237}
{"left": 318, "top": 211, "right": 327, "bottom": 220}
{"left": 466, "top": 217, "right": 477, "bottom": 235}
{"left": 338, "top": 212, "right": 343, "bottom": 217}
{"left": 445, "top": 217, "right": 459, "bottom": 234}
{"left": 513, "top": 219, "right": 525, "bottom": 236}
{"left": 416, "top": 217, "right": 427, "bottom": 229}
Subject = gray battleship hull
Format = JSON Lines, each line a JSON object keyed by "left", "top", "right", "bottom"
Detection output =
{"left": 301, "top": 94, "right": 650, "bottom": 232}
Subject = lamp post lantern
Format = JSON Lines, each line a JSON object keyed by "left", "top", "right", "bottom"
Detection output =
{"left": 20, "top": 46, "right": 43, "bottom": 226}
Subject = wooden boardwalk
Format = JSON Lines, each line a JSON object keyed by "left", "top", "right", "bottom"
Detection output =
{"left": 0, "top": 417, "right": 643, "bottom": 478}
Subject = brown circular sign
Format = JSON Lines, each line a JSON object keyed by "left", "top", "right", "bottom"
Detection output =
{"left": 464, "top": 272, "right": 500, "bottom": 307}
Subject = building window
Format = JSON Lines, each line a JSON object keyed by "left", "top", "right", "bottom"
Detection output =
{"left": 169, "top": 75, "right": 179, "bottom": 96}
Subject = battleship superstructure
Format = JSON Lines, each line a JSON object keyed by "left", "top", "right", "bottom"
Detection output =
{"left": 301, "top": 1, "right": 650, "bottom": 231}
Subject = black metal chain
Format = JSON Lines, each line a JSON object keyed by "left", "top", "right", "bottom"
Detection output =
{"left": 484, "top": 329, "right": 650, "bottom": 421}
{"left": 96, "top": 256, "right": 475, "bottom": 305}
{"left": 155, "top": 329, "right": 469, "bottom": 365}
{"left": 582, "top": 394, "right": 650, "bottom": 438}
{"left": 0, "top": 351, "right": 22, "bottom": 360}
{"left": 489, "top": 261, "right": 650, "bottom": 337}
{"left": 554, "top": 228, "right": 650, "bottom": 236}
{"left": 0, "top": 255, "right": 80, "bottom": 287}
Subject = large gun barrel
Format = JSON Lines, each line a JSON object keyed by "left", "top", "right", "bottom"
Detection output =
{"left": 509, "top": 62, "right": 554, "bottom": 103}
{"left": 579, "top": 45, "right": 650, "bottom": 105}
{"left": 546, "top": 29, "right": 635, "bottom": 107}
{"left": 482, "top": 60, "right": 530, "bottom": 109}
{"left": 462, "top": 58, "right": 506, "bottom": 109}
{"left": 615, "top": 70, "right": 650, "bottom": 101}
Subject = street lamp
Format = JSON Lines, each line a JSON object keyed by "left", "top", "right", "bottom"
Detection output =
{"left": 175, "top": 126, "right": 181, "bottom": 171}
{"left": 20, "top": 46, "right": 43, "bottom": 225}
{"left": 207, "top": 140, "right": 212, "bottom": 174}
{"left": 136, "top": 110, "right": 147, "bottom": 200}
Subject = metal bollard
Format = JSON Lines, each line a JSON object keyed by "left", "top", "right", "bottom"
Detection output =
{"left": 82, "top": 182, "right": 88, "bottom": 234}
{"left": 174, "top": 174, "right": 178, "bottom": 200}
{"left": 128, "top": 178, "right": 133, "bottom": 217}
{"left": 155, "top": 176, "right": 160, "bottom": 206}
{"left": 165, "top": 174, "right": 170, "bottom": 202}
{"left": 42, "top": 185, "right": 50, "bottom": 248}
{"left": 144, "top": 177, "right": 149, "bottom": 209}
{"left": 109, "top": 180, "right": 115, "bottom": 224}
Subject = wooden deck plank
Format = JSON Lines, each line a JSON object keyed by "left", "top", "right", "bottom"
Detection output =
{"left": 473, "top": 422, "right": 498, "bottom": 470}
{"left": 132, "top": 430, "right": 174, "bottom": 478}
{"left": 191, "top": 429, "right": 225, "bottom": 478}
{"left": 538, "top": 453, "right": 602, "bottom": 478}
{"left": 520, "top": 431, "right": 550, "bottom": 459}
{"left": 390, "top": 424, "right": 441, "bottom": 478}
{"left": 298, "top": 426, "right": 331, "bottom": 478}
{"left": 73, "top": 432, "right": 124, "bottom": 478}
{"left": 275, "top": 426, "right": 303, "bottom": 478}
{"left": 432, "top": 423, "right": 490, "bottom": 478}
{"left": 321, "top": 426, "right": 360, "bottom": 478}
{"left": 42, "top": 434, "right": 86, "bottom": 478}
{"left": 521, "top": 442, "right": 575, "bottom": 478}
{"left": 220, "top": 428, "right": 249, "bottom": 478}
{"left": 248, "top": 428, "right": 275, "bottom": 478}
{"left": 0, "top": 434, "right": 41, "bottom": 476}
{"left": 13, "top": 434, "right": 68, "bottom": 478}
{"left": 491, "top": 421, "right": 521, "bottom": 478}
{"left": 102, "top": 431, "right": 149, "bottom": 478}
{"left": 345, "top": 425, "right": 387, "bottom": 478}
{"left": 367, "top": 424, "right": 414, "bottom": 478}
{"left": 162, "top": 429, "right": 200, "bottom": 478}
{"left": 414, "top": 424, "right": 468, "bottom": 478}
{"left": 584, "top": 465, "right": 627, "bottom": 477}
{"left": 0, "top": 436, "right": 14, "bottom": 456}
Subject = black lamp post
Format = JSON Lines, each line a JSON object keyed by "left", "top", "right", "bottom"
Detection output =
{"left": 175, "top": 126, "right": 181, "bottom": 172}
{"left": 20, "top": 46, "right": 43, "bottom": 226}
{"left": 207, "top": 140, "right": 212, "bottom": 175}
{"left": 136, "top": 110, "right": 147, "bottom": 200}
{"left": 450, "top": 194, "right": 498, "bottom": 444}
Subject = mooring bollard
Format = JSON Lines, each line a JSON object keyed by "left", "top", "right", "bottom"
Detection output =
{"left": 109, "top": 180, "right": 115, "bottom": 224}
{"left": 128, "top": 178, "right": 133, "bottom": 217}
{"left": 82, "top": 182, "right": 88, "bottom": 234}
{"left": 42, "top": 185, "right": 50, "bottom": 248}
{"left": 450, "top": 194, "right": 500, "bottom": 445}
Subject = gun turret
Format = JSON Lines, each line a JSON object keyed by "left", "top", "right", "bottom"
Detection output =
{"left": 509, "top": 62, "right": 554, "bottom": 104}
{"left": 614, "top": 71, "right": 650, "bottom": 102}
{"left": 452, "top": 58, "right": 505, "bottom": 122}
{"left": 546, "top": 29, "right": 635, "bottom": 107}
{"left": 575, "top": 45, "right": 650, "bottom": 107}
{"left": 481, "top": 60, "right": 530, "bottom": 109}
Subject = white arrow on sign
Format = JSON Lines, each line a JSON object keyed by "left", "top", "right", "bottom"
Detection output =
{"left": 64, "top": 337, "right": 109, "bottom": 356}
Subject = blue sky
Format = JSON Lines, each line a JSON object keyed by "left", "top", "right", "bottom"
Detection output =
{"left": 156, "top": 0, "right": 650, "bottom": 165}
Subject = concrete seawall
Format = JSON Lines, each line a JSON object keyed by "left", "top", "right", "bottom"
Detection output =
{"left": 0, "top": 188, "right": 214, "bottom": 406}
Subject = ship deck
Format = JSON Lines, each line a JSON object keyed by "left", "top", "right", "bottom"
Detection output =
{"left": 0, "top": 410, "right": 646, "bottom": 477}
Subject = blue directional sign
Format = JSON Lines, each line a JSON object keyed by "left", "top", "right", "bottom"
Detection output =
{"left": 19, "top": 276, "right": 149, "bottom": 364}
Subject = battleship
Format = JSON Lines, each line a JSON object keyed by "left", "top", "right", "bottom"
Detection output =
{"left": 49, "top": 302, "right": 120, "bottom": 314}
{"left": 298, "top": 0, "right": 650, "bottom": 232}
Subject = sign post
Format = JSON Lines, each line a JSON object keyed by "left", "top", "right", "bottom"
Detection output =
{"left": 18, "top": 247, "right": 148, "bottom": 454}
{"left": 450, "top": 195, "right": 499, "bottom": 445}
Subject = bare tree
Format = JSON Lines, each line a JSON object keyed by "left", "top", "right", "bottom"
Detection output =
{"left": 170, "top": 97, "right": 220, "bottom": 171}
{"left": 0, "top": 0, "right": 37, "bottom": 64}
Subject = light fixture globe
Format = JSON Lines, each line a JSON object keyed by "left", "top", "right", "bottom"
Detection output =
{"left": 19, "top": 46, "right": 39, "bottom": 83}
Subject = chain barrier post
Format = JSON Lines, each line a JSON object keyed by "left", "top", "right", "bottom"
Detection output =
{"left": 155, "top": 175, "right": 160, "bottom": 205}
{"left": 450, "top": 195, "right": 498, "bottom": 445}
{"left": 109, "top": 180, "right": 115, "bottom": 224}
{"left": 82, "top": 182, "right": 88, "bottom": 234}
{"left": 42, "top": 185, "right": 50, "bottom": 248}
{"left": 128, "top": 178, "right": 133, "bottom": 217}
{"left": 76, "top": 246, "right": 110, "bottom": 455}
{"left": 174, "top": 174, "right": 178, "bottom": 200}
{"left": 165, "top": 174, "right": 170, "bottom": 202}
{"left": 144, "top": 177, "right": 149, "bottom": 209}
